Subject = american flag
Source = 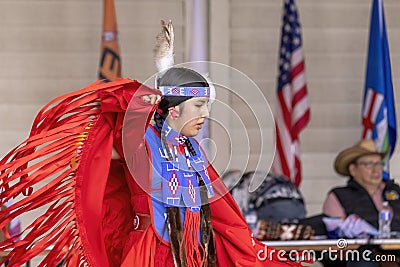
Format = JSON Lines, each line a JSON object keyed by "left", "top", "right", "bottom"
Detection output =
{"left": 271, "top": 0, "right": 310, "bottom": 187}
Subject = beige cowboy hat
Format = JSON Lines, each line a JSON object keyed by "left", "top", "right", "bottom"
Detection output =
{"left": 334, "top": 139, "right": 389, "bottom": 176}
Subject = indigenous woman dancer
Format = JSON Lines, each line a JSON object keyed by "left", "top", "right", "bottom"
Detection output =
{"left": 0, "top": 21, "right": 299, "bottom": 267}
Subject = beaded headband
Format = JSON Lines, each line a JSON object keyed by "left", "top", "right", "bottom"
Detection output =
{"left": 158, "top": 86, "right": 211, "bottom": 97}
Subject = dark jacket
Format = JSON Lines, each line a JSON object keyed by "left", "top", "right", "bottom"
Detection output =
{"left": 331, "top": 179, "right": 400, "bottom": 231}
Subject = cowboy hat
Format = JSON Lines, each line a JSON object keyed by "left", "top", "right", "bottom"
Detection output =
{"left": 334, "top": 139, "right": 389, "bottom": 176}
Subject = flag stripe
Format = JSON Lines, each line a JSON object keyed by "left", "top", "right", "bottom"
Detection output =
{"left": 291, "top": 60, "right": 305, "bottom": 84}
{"left": 278, "top": 87, "right": 292, "bottom": 131}
{"left": 294, "top": 144, "right": 301, "bottom": 186}
{"left": 276, "top": 93, "right": 295, "bottom": 172}
{"left": 292, "top": 85, "right": 307, "bottom": 107}
{"left": 293, "top": 109, "right": 310, "bottom": 136}
{"left": 292, "top": 96, "right": 309, "bottom": 130}
{"left": 292, "top": 72, "right": 306, "bottom": 96}
{"left": 275, "top": 126, "right": 291, "bottom": 177}
{"left": 291, "top": 48, "right": 304, "bottom": 68}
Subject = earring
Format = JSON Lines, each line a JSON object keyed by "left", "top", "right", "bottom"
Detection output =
{"left": 170, "top": 109, "right": 179, "bottom": 119}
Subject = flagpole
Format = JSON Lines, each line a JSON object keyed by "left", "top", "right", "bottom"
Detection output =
{"left": 185, "top": 0, "right": 210, "bottom": 149}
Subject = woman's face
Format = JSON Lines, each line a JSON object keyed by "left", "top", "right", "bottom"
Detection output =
{"left": 167, "top": 97, "right": 210, "bottom": 137}
{"left": 349, "top": 154, "right": 383, "bottom": 190}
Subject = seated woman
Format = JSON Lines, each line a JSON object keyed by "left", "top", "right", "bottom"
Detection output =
{"left": 322, "top": 139, "right": 400, "bottom": 267}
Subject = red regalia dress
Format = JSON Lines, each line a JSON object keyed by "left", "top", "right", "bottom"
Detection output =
{"left": 0, "top": 78, "right": 302, "bottom": 267}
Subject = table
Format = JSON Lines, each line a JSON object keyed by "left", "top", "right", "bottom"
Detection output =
{"left": 263, "top": 238, "right": 400, "bottom": 251}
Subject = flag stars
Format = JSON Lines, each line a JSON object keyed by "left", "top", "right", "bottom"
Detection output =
{"left": 283, "top": 63, "right": 290, "bottom": 71}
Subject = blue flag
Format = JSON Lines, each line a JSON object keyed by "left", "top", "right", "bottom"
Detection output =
{"left": 361, "top": 0, "right": 396, "bottom": 179}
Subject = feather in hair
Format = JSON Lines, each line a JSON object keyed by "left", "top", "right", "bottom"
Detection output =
{"left": 153, "top": 20, "right": 175, "bottom": 73}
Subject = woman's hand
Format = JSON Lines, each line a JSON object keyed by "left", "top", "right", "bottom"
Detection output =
{"left": 142, "top": 94, "right": 161, "bottom": 105}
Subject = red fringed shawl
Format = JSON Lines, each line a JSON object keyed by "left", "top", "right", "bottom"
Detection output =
{"left": 0, "top": 78, "right": 304, "bottom": 267}
{"left": 0, "top": 78, "right": 143, "bottom": 266}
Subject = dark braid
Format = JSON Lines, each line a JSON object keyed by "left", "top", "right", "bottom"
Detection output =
{"left": 154, "top": 112, "right": 173, "bottom": 161}
{"left": 166, "top": 207, "right": 185, "bottom": 267}
{"left": 184, "top": 138, "right": 197, "bottom": 157}
{"left": 199, "top": 180, "right": 216, "bottom": 267}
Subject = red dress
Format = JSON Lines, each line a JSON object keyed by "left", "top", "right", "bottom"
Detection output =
{"left": 0, "top": 78, "right": 301, "bottom": 267}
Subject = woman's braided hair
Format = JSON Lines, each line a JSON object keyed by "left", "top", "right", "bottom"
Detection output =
{"left": 155, "top": 67, "right": 215, "bottom": 267}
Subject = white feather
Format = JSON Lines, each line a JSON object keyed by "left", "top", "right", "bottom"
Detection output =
{"left": 153, "top": 20, "right": 175, "bottom": 73}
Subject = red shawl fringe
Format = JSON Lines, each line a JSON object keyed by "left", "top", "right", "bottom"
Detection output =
{"left": 0, "top": 78, "right": 135, "bottom": 266}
